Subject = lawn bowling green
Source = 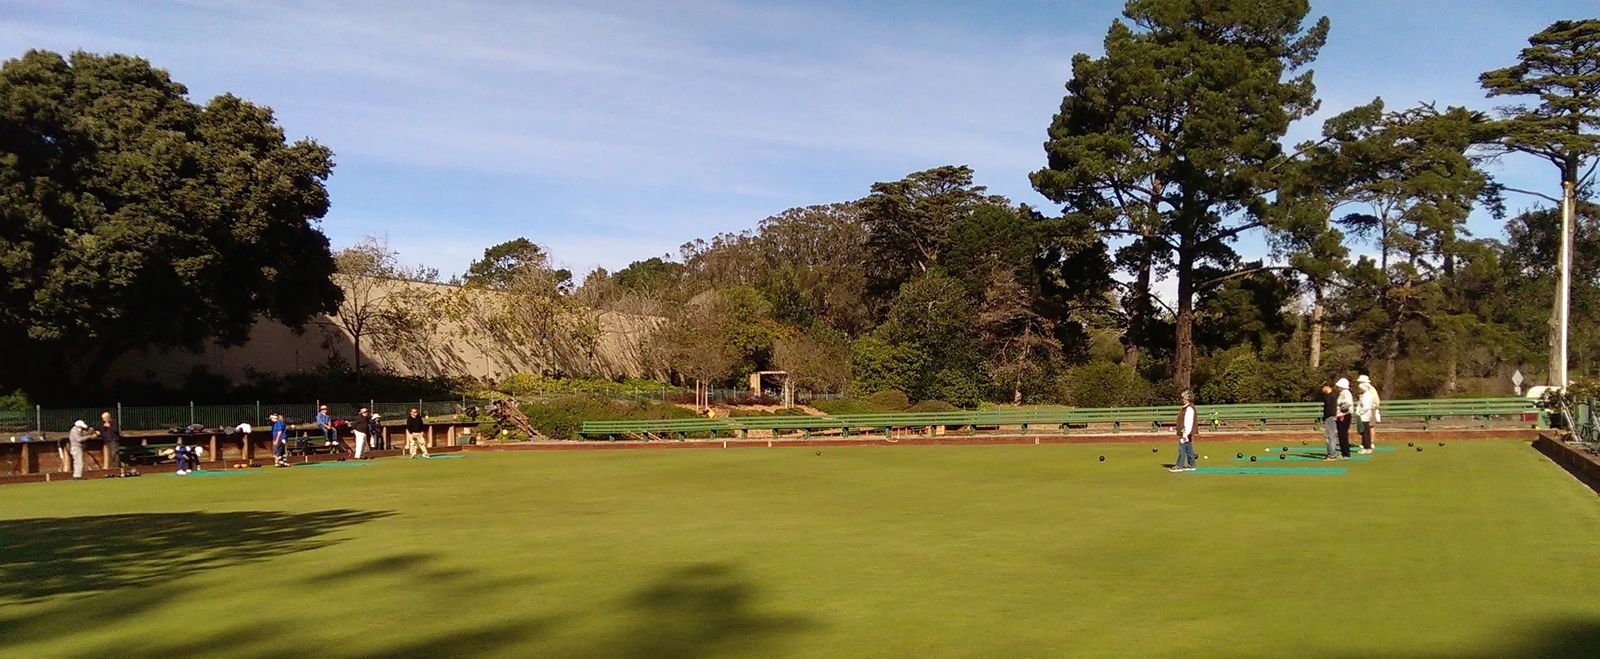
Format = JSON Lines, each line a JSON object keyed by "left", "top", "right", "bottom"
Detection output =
{"left": 1, "top": 439, "right": 1596, "bottom": 657}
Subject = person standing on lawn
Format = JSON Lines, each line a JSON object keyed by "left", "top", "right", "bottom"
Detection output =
{"left": 1335, "top": 377, "right": 1355, "bottom": 458}
{"left": 1170, "top": 390, "right": 1199, "bottom": 472}
{"left": 351, "top": 408, "right": 372, "bottom": 460}
{"left": 100, "top": 410, "right": 122, "bottom": 472}
{"left": 1356, "top": 374, "right": 1381, "bottom": 454}
{"left": 271, "top": 413, "right": 289, "bottom": 467}
{"left": 1320, "top": 382, "right": 1340, "bottom": 460}
{"left": 404, "top": 407, "right": 429, "bottom": 458}
{"left": 67, "top": 420, "right": 91, "bottom": 479}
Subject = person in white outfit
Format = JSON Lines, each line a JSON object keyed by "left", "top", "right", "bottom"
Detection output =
{"left": 67, "top": 420, "right": 91, "bottom": 479}
{"left": 1170, "top": 390, "right": 1199, "bottom": 472}
{"left": 1355, "top": 374, "right": 1381, "bottom": 454}
{"left": 352, "top": 408, "right": 372, "bottom": 460}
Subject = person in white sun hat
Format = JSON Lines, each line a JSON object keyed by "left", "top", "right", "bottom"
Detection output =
{"left": 67, "top": 420, "right": 91, "bottom": 479}
{"left": 1355, "top": 374, "right": 1381, "bottom": 455}
{"left": 1335, "top": 377, "right": 1354, "bottom": 458}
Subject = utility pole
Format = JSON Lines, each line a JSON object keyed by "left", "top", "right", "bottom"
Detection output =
{"left": 1557, "top": 179, "right": 1575, "bottom": 389}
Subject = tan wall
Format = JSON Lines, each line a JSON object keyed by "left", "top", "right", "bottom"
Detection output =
{"left": 105, "top": 277, "right": 663, "bottom": 387}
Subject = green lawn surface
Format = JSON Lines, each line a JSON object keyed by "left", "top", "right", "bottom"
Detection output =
{"left": 1, "top": 440, "right": 1597, "bottom": 658}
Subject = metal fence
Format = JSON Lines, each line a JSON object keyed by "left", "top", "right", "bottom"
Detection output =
{"left": 0, "top": 398, "right": 495, "bottom": 436}
{"left": 0, "top": 388, "right": 849, "bottom": 436}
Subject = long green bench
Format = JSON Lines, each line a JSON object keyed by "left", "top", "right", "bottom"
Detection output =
{"left": 577, "top": 398, "right": 1540, "bottom": 440}
{"left": 583, "top": 418, "right": 737, "bottom": 440}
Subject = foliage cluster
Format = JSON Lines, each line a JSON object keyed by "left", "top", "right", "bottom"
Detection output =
{"left": 518, "top": 395, "right": 697, "bottom": 440}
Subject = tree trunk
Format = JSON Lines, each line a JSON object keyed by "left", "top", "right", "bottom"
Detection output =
{"left": 1122, "top": 239, "right": 1154, "bottom": 370}
{"left": 354, "top": 332, "right": 364, "bottom": 388}
{"left": 1382, "top": 323, "right": 1400, "bottom": 400}
{"left": 1309, "top": 282, "right": 1324, "bottom": 370}
{"left": 1174, "top": 252, "right": 1195, "bottom": 393}
{"left": 1446, "top": 341, "right": 1459, "bottom": 395}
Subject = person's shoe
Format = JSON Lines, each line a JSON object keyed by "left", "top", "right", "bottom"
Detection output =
{"left": 1168, "top": 467, "right": 1185, "bottom": 472}
{"left": 1183, "top": 466, "right": 1197, "bottom": 471}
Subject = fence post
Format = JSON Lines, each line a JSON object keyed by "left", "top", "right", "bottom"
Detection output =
{"left": 189, "top": 401, "right": 195, "bottom": 426}
{"left": 256, "top": 401, "right": 261, "bottom": 424}
{"left": 35, "top": 404, "right": 41, "bottom": 436}
{"left": 117, "top": 402, "right": 122, "bottom": 430}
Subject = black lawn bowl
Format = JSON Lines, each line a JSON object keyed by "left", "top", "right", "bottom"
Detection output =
{"left": 1438, "top": 442, "right": 1445, "bottom": 447}
{"left": 1279, "top": 454, "right": 1286, "bottom": 460}
{"left": 1098, "top": 455, "right": 1105, "bottom": 462}
{"left": 1408, "top": 442, "right": 1415, "bottom": 447}
{"left": 1416, "top": 447, "right": 1423, "bottom": 452}
{"left": 1236, "top": 453, "right": 1243, "bottom": 459}
{"left": 1250, "top": 456, "right": 1258, "bottom": 462}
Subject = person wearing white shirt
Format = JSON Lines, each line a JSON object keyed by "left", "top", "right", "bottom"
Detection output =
{"left": 1355, "top": 374, "right": 1381, "bottom": 454}
{"left": 1170, "top": 390, "right": 1199, "bottom": 473}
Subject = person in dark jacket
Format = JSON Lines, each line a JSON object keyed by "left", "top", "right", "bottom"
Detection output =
{"left": 100, "top": 411, "right": 122, "bottom": 471}
{"left": 351, "top": 408, "right": 372, "bottom": 460}
{"left": 404, "top": 407, "right": 429, "bottom": 458}
{"left": 1320, "top": 383, "right": 1340, "bottom": 461}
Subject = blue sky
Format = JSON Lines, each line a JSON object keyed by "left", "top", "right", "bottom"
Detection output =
{"left": 2, "top": 0, "right": 1590, "bottom": 283}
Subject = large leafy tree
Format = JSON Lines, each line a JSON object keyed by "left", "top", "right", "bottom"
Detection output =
{"left": 1321, "top": 102, "right": 1493, "bottom": 395}
{"left": 861, "top": 165, "right": 1005, "bottom": 302}
{"left": 0, "top": 50, "right": 340, "bottom": 399}
{"left": 1032, "top": 0, "right": 1329, "bottom": 389}
{"left": 464, "top": 237, "right": 571, "bottom": 292}
{"left": 1480, "top": 19, "right": 1600, "bottom": 384}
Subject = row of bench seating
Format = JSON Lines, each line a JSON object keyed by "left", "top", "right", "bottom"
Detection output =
{"left": 578, "top": 397, "right": 1541, "bottom": 441}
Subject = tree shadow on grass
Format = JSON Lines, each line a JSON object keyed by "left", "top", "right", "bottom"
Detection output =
{"left": 0, "top": 509, "right": 394, "bottom": 603}
{"left": 1331, "top": 618, "right": 1600, "bottom": 658}
{"left": 600, "top": 562, "right": 818, "bottom": 658}
{"left": 0, "top": 549, "right": 557, "bottom": 658}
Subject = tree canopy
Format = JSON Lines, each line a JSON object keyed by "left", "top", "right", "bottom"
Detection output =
{"left": 0, "top": 50, "right": 340, "bottom": 398}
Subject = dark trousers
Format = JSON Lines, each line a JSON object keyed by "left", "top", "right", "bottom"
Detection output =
{"left": 105, "top": 441, "right": 120, "bottom": 470}
{"left": 1336, "top": 416, "right": 1352, "bottom": 457}
{"left": 1359, "top": 421, "right": 1374, "bottom": 450}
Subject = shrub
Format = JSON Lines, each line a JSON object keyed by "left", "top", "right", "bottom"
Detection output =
{"left": 1064, "top": 362, "right": 1153, "bottom": 408}
{"left": 813, "top": 398, "right": 893, "bottom": 415}
{"left": 929, "top": 368, "right": 984, "bottom": 408}
{"left": 1199, "top": 353, "right": 1318, "bottom": 404}
{"left": 865, "top": 389, "right": 911, "bottom": 411}
{"left": 520, "top": 395, "right": 697, "bottom": 440}
{"left": 906, "top": 399, "right": 957, "bottom": 413}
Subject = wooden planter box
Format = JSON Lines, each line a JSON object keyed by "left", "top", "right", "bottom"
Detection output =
{"left": 1533, "top": 432, "right": 1600, "bottom": 496}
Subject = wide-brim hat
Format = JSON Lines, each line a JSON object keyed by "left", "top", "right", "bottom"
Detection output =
{"left": 1357, "top": 374, "right": 1372, "bottom": 385}
{"left": 73, "top": 420, "right": 88, "bottom": 429}
{"left": 1335, "top": 378, "right": 1350, "bottom": 389}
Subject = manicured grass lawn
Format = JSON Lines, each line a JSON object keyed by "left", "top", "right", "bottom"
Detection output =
{"left": 2, "top": 440, "right": 1597, "bottom": 657}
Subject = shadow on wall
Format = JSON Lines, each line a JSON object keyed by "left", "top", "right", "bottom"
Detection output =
{"left": 0, "top": 509, "right": 394, "bottom": 602}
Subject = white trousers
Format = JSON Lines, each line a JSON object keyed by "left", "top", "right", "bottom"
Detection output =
{"left": 405, "top": 431, "right": 428, "bottom": 457}
{"left": 69, "top": 442, "right": 84, "bottom": 477}
{"left": 353, "top": 430, "right": 367, "bottom": 459}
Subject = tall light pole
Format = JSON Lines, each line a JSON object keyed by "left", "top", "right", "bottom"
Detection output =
{"left": 1557, "top": 178, "right": 1575, "bottom": 388}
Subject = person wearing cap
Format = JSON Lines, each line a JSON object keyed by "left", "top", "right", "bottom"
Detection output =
{"left": 1355, "top": 374, "right": 1381, "bottom": 454}
{"left": 316, "top": 405, "right": 336, "bottom": 449}
{"left": 68, "top": 420, "right": 91, "bottom": 479}
{"left": 1335, "top": 377, "right": 1354, "bottom": 458}
{"left": 351, "top": 408, "right": 372, "bottom": 459}
{"left": 1169, "top": 390, "right": 1199, "bottom": 472}
{"left": 270, "top": 413, "right": 289, "bottom": 467}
